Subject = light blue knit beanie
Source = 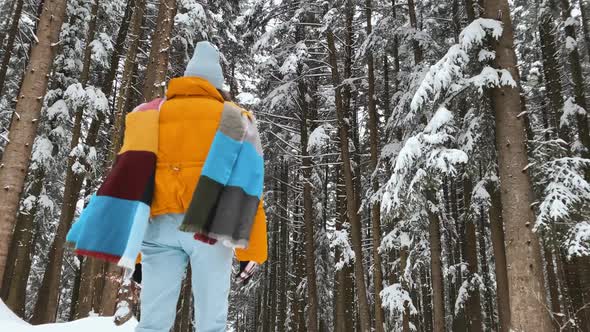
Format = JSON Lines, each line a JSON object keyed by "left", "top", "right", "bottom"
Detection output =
{"left": 184, "top": 41, "right": 224, "bottom": 89}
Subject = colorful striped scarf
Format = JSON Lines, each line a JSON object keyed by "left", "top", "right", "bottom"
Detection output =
{"left": 180, "top": 102, "right": 264, "bottom": 248}
{"left": 66, "top": 99, "right": 264, "bottom": 269}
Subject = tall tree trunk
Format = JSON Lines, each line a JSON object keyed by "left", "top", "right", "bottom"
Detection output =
{"left": 300, "top": 162, "right": 319, "bottom": 331}
{"left": 339, "top": 1, "right": 365, "bottom": 330}
{"left": 31, "top": 0, "right": 101, "bottom": 322}
{"left": 0, "top": 0, "right": 68, "bottom": 288}
{"left": 0, "top": 0, "right": 17, "bottom": 51}
{"left": 580, "top": 0, "right": 590, "bottom": 59}
{"left": 400, "top": 246, "right": 410, "bottom": 332}
{"left": 297, "top": 26, "right": 319, "bottom": 329}
{"left": 575, "top": 256, "right": 590, "bottom": 332}
{"left": 407, "top": 0, "right": 423, "bottom": 64}
{"left": 74, "top": 0, "right": 136, "bottom": 318}
{"left": 3, "top": 169, "right": 44, "bottom": 316}
{"left": 563, "top": 256, "right": 590, "bottom": 330}
{"left": 477, "top": 210, "right": 496, "bottom": 331}
{"left": 446, "top": 179, "right": 464, "bottom": 332}
{"left": 365, "top": 1, "right": 385, "bottom": 330}
{"left": 76, "top": 257, "right": 100, "bottom": 318}
{"left": 421, "top": 268, "right": 433, "bottom": 332}
{"left": 538, "top": 2, "right": 566, "bottom": 140}
{"left": 543, "top": 245, "right": 563, "bottom": 329}
{"left": 487, "top": 186, "right": 510, "bottom": 332}
{"left": 560, "top": 0, "right": 590, "bottom": 157}
{"left": 0, "top": 0, "right": 23, "bottom": 96}
{"left": 463, "top": 178, "right": 483, "bottom": 332}
{"left": 268, "top": 197, "right": 278, "bottom": 331}
{"left": 389, "top": 0, "right": 400, "bottom": 124}
{"left": 100, "top": 264, "right": 123, "bottom": 316}
{"left": 68, "top": 261, "right": 83, "bottom": 320}
{"left": 365, "top": 0, "right": 385, "bottom": 332}
{"left": 142, "top": 0, "right": 177, "bottom": 100}
{"left": 465, "top": 0, "right": 476, "bottom": 20}
{"left": 334, "top": 165, "right": 355, "bottom": 332}
{"left": 341, "top": 4, "right": 358, "bottom": 328}
{"left": 427, "top": 198, "right": 445, "bottom": 332}
{"left": 277, "top": 159, "right": 288, "bottom": 332}
{"left": 326, "top": 27, "right": 372, "bottom": 332}
{"left": 483, "top": 2, "right": 552, "bottom": 330}
{"left": 100, "top": 51, "right": 144, "bottom": 315}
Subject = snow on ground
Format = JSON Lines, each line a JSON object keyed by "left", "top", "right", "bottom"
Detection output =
{"left": 1, "top": 299, "right": 137, "bottom": 332}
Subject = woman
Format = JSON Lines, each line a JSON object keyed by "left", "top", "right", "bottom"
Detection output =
{"left": 67, "top": 41, "right": 267, "bottom": 332}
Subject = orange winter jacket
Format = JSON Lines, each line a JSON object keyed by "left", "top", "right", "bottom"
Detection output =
{"left": 151, "top": 77, "right": 268, "bottom": 264}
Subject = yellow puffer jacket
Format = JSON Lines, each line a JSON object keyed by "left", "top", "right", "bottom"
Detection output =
{"left": 151, "top": 77, "right": 268, "bottom": 264}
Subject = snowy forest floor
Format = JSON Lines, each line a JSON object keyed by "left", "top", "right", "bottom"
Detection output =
{"left": 1, "top": 300, "right": 137, "bottom": 331}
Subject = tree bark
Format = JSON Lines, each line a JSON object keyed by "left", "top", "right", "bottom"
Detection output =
{"left": 142, "top": 0, "right": 177, "bottom": 101}
{"left": 74, "top": 0, "right": 136, "bottom": 318}
{"left": 575, "top": 256, "right": 590, "bottom": 332}
{"left": 0, "top": 0, "right": 17, "bottom": 51}
{"left": 544, "top": 245, "right": 564, "bottom": 329}
{"left": 483, "top": 2, "right": 552, "bottom": 330}
{"left": 427, "top": 200, "right": 445, "bottom": 332}
{"left": 100, "top": 41, "right": 145, "bottom": 315}
{"left": 277, "top": 159, "right": 288, "bottom": 331}
{"left": 580, "top": 0, "right": 590, "bottom": 59}
{"left": 99, "top": 264, "right": 123, "bottom": 316}
{"left": 0, "top": 0, "right": 23, "bottom": 96}
{"left": 0, "top": 0, "right": 68, "bottom": 288}
{"left": 463, "top": 178, "right": 483, "bottom": 332}
{"left": 488, "top": 168, "right": 510, "bottom": 331}
{"left": 465, "top": 0, "right": 476, "bottom": 20}
{"left": 76, "top": 257, "right": 100, "bottom": 318}
{"left": 31, "top": 0, "right": 101, "bottom": 322}
{"left": 400, "top": 246, "right": 410, "bottom": 332}
{"left": 538, "top": 1, "right": 567, "bottom": 141}
{"left": 563, "top": 256, "right": 590, "bottom": 330}
{"left": 3, "top": 168, "right": 44, "bottom": 316}
{"left": 421, "top": 268, "right": 433, "bottom": 332}
{"left": 326, "top": 27, "right": 372, "bottom": 332}
{"left": 268, "top": 196, "right": 278, "bottom": 331}
{"left": 560, "top": 0, "right": 590, "bottom": 157}
{"left": 365, "top": 1, "right": 385, "bottom": 330}
{"left": 68, "top": 261, "right": 83, "bottom": 320}
{"left": 296, "top": 20, "right": 319, "bottom": 329}
{"left": 334, "top": 165, "right": 355, "bottom": 332}
{"left": 446, "top": 179, "right": 464, "bottom": 332}
{"left": 407, "top": 0, "right": 423, "bottom": 64}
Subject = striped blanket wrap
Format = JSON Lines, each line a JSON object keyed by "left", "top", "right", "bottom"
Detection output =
{"left": 66, "top": 99, "right": 264, "bottom": 269}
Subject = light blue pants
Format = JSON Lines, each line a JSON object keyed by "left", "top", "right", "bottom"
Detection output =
{"left": 135, "top": 213, "right": 233, "bottom": 332}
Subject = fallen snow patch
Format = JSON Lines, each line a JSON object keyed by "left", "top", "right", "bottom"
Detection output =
{"left": 1, "top": 299, "right": 137, "bottom": 331}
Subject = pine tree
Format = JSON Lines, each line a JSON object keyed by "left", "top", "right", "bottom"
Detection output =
{"left": 482, "top": 0, "right": 553, "bottom": 330}
{"left": 0, "top": 0, "right": 69, "bottom": 287}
